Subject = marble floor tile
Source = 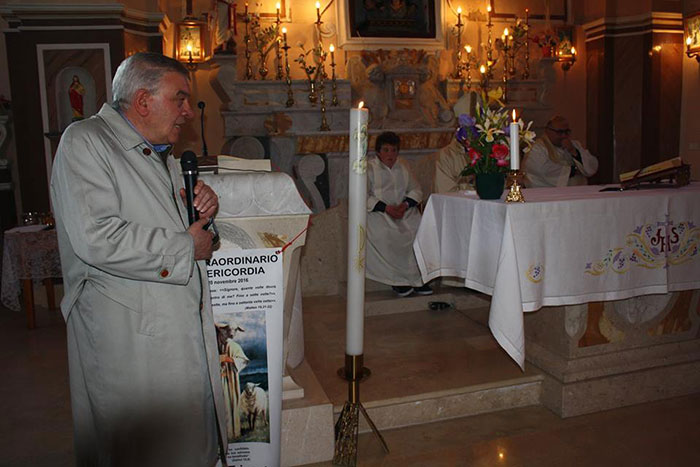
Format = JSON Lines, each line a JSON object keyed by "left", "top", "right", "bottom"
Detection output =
{"left": 2, "top": 296, "right": 699, "bottom": 467}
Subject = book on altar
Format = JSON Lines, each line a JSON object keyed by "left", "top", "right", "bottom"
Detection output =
{"left": 619, "top": 156, "right": 683, "bottom": 182}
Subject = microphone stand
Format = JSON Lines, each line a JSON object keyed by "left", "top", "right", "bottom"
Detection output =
{"left": 197, "top": 101, "right": 208, "bottom": 157}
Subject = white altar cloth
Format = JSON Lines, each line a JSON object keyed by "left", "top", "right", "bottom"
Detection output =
{"left": 414, "top": 184, "right": 700, "bottom": 368}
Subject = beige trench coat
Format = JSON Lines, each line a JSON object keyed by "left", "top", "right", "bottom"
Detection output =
{"left": 50, "top": 104, "right": 226, "bottom": 466}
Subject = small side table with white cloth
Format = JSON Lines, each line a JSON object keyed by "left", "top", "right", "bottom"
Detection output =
{"left": 413, "top": 184, "right": 700, "bottom": 369}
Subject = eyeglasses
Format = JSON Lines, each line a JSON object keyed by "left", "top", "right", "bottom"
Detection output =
{"left": 546, "top": 127, "right": 571, "bottom": 135}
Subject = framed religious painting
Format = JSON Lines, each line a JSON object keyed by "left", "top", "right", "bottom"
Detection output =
{"left": 36, "top": 43, "right": 112, "bottom": 181}
{"left": 686, "top": 12, "right": 700, "bottom": 57}
{"left": 336, "top": 0, "right": 444, "bottom": 50}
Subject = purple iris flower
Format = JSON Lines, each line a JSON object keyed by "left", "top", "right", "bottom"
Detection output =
{"left": 456, "top": 127, "right": 468, "bottom": 142}
{"left": 458, "top": 114, "right": 476, "bottom": 127}
{"left": 503, "top": 125, "right": 510, "bottom": 136}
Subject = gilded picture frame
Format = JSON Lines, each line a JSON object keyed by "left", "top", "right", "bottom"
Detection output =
{"left": 337, "top": 0, "right": 444, "bottom": 50}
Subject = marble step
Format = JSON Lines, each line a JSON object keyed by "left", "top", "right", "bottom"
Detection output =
{"left": 339, "top": 279, "right": 492, "bottom": 316}
{"left": 333, "top": 374, "right": 543, "bottom": 434}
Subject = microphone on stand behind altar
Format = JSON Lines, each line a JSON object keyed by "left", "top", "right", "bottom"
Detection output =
{"left": 180, "top": 150, "right": 219, "bottom": 244}
{"left": 197, "top": 101, "right": 209, "bottom": 157}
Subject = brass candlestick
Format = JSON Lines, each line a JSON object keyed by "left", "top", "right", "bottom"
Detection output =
{"left": 486, "top": 4, "right": 494, "bottom": 79}
{"left": 506, "top": 170, "right": 525, "bottom": 203}
{"left": 502, "top": 29, "right": 509, "bottom": 103}
{"left": 275, "top": 38, "right": 283, "bottom": 80}
{"left": 318, "top": 53, "right": 330, "bottom": 131}
{"left": 522, "top": 8, "right": 531, "bottom": 79}
{"left": 334, "top": 354, "right": 389, "bottom": 466}
{"left": 243, "top": 4, "right": 253, "bottom": 80}
{"left": 314, "top": 3, "right": 326, "bottom": 116}
{"left": 452, "top": 8, "right": 464, "bottom": 79}
{"left": 281, "top": 28, "right": 294, "bottom": 107}
{"left": 330, "top": 45, "right": 338, "bottom": 106}
{"left": 464, "top": 45, "right": 473, "bottom": 89}
{"left": 275, "top": 5, "right": 283, "bottom": 80}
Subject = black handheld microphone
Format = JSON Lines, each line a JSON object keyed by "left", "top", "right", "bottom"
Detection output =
{"left": 197, "top": 101, "right": 209, "bottom": 157}
{"left": 180, "top": 150, "right": 219, "bottom": 244}
{"left": 180, "top": 150, "right": 200, "bottom": 225}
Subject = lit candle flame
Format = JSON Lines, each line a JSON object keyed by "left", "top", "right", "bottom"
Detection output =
{"left": 276, "top": 2, "right": 280, "bottom": 10}
{"left": 457, "top": 6, "right": 462, "bottom": 14}
{"left": 465, "top": 45, "right": 472, "bottom": 53}
{"left": 504, "top": 27, "right": 509, "bottom": 36}
{"left": 315, "top": 1, "right": 320, "bottom": 9}
{"left": 329, "top": 44, "right": 335, "bottom": 52}
{"left": 571, "top": 46, "right": 576, "bottom": 55}
{"left": 282, "top": 26, "right": 287, "bottom": 34}
{"left": 487, "top": 5, "right": 492, "bottom": 13}
{"left": 186, "top": 43, "right": 193, "bottom": 52}
{"left": 480, "top": 65, "right": 486, "bottom": 74}
{"left": 687, "top": 36, "right": 692, "bottom": 46}
{"left": 512, "top": 109, "right": 517, "bottom": 122}
{"left": 358, "top": 101, "right": 364, "bottom": 109}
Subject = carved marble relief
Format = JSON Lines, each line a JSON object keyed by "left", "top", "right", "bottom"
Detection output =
{"left": 347, "top": 49, "right": 452, "bottom": 128}
{"left": 577, "top": 291, "right": 699, "bottom": 348}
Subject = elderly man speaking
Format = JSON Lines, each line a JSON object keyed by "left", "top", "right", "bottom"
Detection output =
{"left": 51, "top": 53, "right": 226, "bottom": 466}
{"left": 523, "top": 115, "right": 598, "bottom": 187}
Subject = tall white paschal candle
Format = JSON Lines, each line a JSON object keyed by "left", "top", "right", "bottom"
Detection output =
{"left": 346, "top": 102, "right": 369, "bottom": 356}
{"left": 510, "top": 109, "right": 520, "bottom": 170}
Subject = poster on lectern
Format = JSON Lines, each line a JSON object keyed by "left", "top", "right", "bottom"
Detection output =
{"left": 207, "top": 247, "right": 284, "bottom": 467}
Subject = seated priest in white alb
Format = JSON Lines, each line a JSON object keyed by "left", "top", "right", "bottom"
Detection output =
{"left": 366, "top": 131, "right": 433, "bottom": 297}
{"left": 434, "top": 91, "right": 478, "bottom": 193}
{"left": 523, "top": 115, "right": 598, "bottom": 187}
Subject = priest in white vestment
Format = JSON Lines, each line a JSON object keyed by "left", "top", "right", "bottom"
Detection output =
{"left": 366, "top": 132, "right": 433, "bottom": 297}
{"left": 523, "top": 116, "right": 598, "bottom": 187}
{"left": 434, "top": 91, "right": 478, "bottom": 194}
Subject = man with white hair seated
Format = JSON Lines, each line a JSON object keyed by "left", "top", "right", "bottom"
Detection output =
{"left": 523, "top": 115, "right": 598, "bottom": 187}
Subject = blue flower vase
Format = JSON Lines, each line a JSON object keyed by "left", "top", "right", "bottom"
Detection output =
{"left": 475, "top": 173, "right": 506, "bottom": 200}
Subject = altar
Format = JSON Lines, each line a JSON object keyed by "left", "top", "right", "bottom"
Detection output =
{"left": 414, "top": 184, "right": 700, "bottom": 416}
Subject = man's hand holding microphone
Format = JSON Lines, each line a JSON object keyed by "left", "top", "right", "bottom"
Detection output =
{"left": 180, "top": 151, "right": 219, "bottom": 260}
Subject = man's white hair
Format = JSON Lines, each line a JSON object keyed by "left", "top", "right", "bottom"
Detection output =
{"left": 111, "top": 52, "right": 189, "bottom": 111}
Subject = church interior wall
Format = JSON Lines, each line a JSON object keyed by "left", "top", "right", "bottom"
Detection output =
{"left": 0, "top": 0, "right": 697, "bottom": 221}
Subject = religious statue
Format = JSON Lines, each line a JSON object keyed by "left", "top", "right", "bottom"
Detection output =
{"left": 68, "top": 75, "right": 85, "bottom": 121}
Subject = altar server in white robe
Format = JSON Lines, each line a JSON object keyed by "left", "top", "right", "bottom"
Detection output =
{"left": 524, "top": 115, "right": 598, "bottom": 187}
{"left": 366, "top": 132, "right": 433, "bottom": 297}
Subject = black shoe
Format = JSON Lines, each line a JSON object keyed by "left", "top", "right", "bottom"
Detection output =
{"left": 392, "top": 286, "right": 414, "bottom": 297}
{"left": 414, "top": 285, "right": 433, "bottom": 296}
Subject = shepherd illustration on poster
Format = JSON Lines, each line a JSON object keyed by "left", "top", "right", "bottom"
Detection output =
{"left": 215, "top": 311, "right": 270, "bottom": 443}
